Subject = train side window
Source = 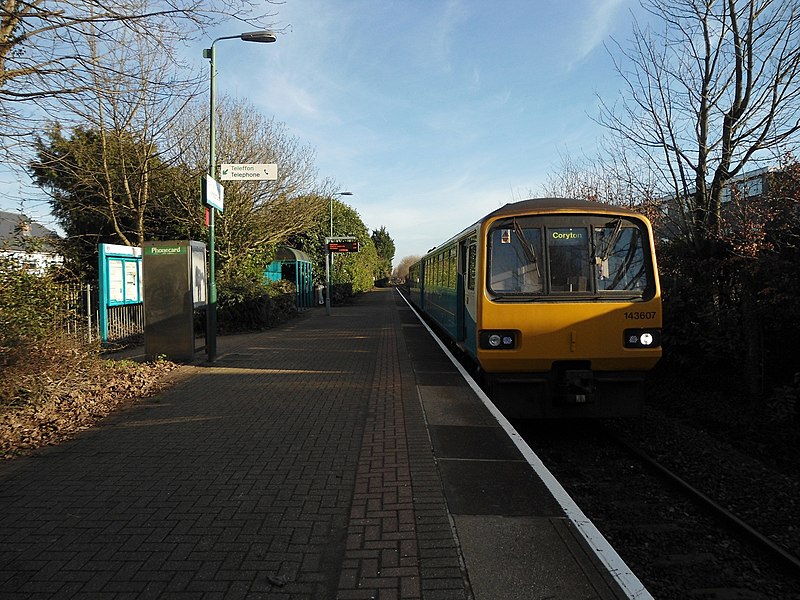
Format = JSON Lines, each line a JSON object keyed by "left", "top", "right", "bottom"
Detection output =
{"left": 449, "top": 248, "right": 457, "bottom": 288}
{"left": 425, "top": 258, "right": 432, "bottom": 287}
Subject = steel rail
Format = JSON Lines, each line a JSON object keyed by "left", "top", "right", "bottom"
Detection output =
{"left": 607, "top": 431, "right": 800, "bottom": 579}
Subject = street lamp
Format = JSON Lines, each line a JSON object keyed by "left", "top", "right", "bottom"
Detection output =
{"left": 203, "top": 31, "right": 276, "bottom": 362}
{"left": 325, "top": 191, "right": 353, "bottom": 315}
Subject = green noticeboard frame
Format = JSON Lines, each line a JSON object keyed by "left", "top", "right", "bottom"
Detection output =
{"left": 98, "top": 243, "right": 143, "bottom": 343}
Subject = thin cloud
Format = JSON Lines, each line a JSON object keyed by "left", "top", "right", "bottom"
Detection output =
{"left": 571, "top": 0, "right": 630, "bottom": 64}
{"left": 427, "top": 0, "right": 472, "bottom": 75}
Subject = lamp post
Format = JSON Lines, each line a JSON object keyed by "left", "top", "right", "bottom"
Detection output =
{"left": 203, "top": 31, "right": 276, "bottom": 361}
{"left": 325, "top": 191, "right": 353, "bottom": 315}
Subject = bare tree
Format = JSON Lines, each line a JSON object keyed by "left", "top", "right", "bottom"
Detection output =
{"left": 164, "top": 96, "right": 328, "bottom": 280}
{"left": 31, "top": 18, "right": 201, "bottom": 256}
{"left": 599, "top": 0, "right": 800, "bottom": 251}
{"left": 540, "top": 144, "right": 661, "bottom": 208}
{"left": 392, "top": 255, "right": 422, "bottom": 282}
{"left": 0, "top": 0, "right": 276, "bottom": 154}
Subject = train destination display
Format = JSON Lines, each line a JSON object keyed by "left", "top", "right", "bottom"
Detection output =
{"left": 327, "top": 240, "right": 359, "bottom": 253}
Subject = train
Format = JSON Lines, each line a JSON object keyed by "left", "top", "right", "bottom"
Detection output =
{"left": 404, "top": 198, "right": 662, "bottom": 418}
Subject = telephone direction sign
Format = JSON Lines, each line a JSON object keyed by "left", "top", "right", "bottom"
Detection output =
{"left": 220, "top": 163, "right": 278, "bottom": 181}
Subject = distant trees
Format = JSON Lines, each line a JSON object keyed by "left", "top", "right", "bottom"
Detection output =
{"left": 371, "top": 226, "right": 395, "bottom": 281}
{"left": 392, "top": 255, "right": 421, "bottom": 282}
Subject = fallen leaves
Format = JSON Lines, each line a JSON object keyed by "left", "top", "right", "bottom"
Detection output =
{"left": 1, "top": 340, "right": 177, "bottom": 459}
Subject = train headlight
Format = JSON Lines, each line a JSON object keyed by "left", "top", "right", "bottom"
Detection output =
{"left": 480, "top": 330, "right": 518, "bottom": 350}
{"left": 624, "top": 328, "right": 661, "bottom": 349}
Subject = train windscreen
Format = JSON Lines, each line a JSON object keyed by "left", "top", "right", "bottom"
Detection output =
{"left": 488, "top": 215, "right": 652, "bottom": 299}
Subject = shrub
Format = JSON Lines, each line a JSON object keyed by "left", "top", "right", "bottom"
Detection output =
{"left": 216, "top": 276, "right": 297, "bottom": 333}
{"left": 0, "top": 256, "right": 72, "bottom": 366}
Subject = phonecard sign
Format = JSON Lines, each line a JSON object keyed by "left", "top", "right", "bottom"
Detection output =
{"left": 327, "top": 240, "right": 359, "bottom": 253}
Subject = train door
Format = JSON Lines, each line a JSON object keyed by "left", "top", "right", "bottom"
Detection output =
{"left": 459, "top": 236, "right": 478, "bottom": 355}
{"left": 456, "top": 242, "right": 466, "bottom": 341}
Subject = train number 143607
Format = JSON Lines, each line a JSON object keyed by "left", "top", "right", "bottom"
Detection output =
{"left": 624, "top": 311, "right": 658, "bottom": 320}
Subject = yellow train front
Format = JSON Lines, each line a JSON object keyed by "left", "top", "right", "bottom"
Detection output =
{"left": 408, "top": 198, "right": 662, "bottom": 419}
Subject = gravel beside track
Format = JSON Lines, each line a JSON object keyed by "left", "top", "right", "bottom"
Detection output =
{"left": 515, "top": 409, "right": 800, "bottom": 600}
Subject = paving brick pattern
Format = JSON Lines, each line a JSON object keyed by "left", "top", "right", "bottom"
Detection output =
{"left": 335, "top": 293, "right": 468, "bottom": 600}
{"left": 0, "top": 289, "right": 468, "bottom": 599}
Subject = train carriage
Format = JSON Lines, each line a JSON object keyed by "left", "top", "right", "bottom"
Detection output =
{"left": 407, "top": 198, "right": 662, "bottom": 418}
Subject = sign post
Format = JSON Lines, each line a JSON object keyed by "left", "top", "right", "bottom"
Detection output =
{"left": 203, "top": 31, "right": 276, "bottom": 361}
{"left": 324, "top": 236, "right": 359, "bottom": 315}
{"left": 202, "top": 175, "right": 224, "bottom": 361}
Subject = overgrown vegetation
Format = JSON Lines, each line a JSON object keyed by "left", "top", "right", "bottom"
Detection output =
{"left": 216, "top": 277, "right": 298, "bottom": 334}
{"left": 0, "top": 256, "right": 68, "bottom": 359}
{"left": 655, "top": 164, "right": 800, "bottom": 400}
{"left": 0, "top": 257, "right": 176, "bottom": 459}
{"left": 644, "top": 165, "right": 800, "bottom": 479}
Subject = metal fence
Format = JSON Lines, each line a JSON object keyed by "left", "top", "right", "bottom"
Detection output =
{"left": 61, "top": 284, "right": 144, "bottom": 346}
{"left": 61, "top": 284, "right": 97, "bottom": 344}
{"left": 106, "top": 302, "right": 144, "bottom": 344}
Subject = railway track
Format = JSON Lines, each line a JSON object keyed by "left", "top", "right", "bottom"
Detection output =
{"left": 513, "top": 416, "right": 800, "bottom": 599}
{"left": 606, "top": 429, "right": 800, "bottom": 581}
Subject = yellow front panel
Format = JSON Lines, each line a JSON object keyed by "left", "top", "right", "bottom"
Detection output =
{"left": 476, "top": 298, "right": 662, "bottom": 373}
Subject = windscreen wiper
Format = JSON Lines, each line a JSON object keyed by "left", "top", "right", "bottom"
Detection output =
{"left": 594, "top": 218, "right": 623, "bottom": 264}
{"left": 512, "top": 218, "right": 541, "bottom": 278}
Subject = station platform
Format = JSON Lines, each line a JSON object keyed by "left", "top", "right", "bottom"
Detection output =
{"left": 0, "top": 288, "right": 650, "bottom": 599}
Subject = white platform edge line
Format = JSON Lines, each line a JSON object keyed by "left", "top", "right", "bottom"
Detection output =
{"left": 395, "top": 288, "right": 653, "bottom": 600}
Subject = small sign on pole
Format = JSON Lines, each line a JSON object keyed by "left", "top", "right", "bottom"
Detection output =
{"left": 219, "top": 163, "right": 278, "bottom": 181}
{"left": 202, "top": 175, "right": 224, "bottom": 212}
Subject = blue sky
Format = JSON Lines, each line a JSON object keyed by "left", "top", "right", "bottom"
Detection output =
{"left": 1, "top": 0, "right": 642, "bottom": 267}
{"left": 228, "top": 0, "right": 640, "bottom": 263}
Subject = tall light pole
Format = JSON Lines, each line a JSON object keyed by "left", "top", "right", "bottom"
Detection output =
{"left": 203, "top": 30, "right": 276, "bottom": 361}
{"left": 325, "top": 191, "right": 353, "bottom": 315}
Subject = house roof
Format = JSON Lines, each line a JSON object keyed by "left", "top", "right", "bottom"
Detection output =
{"left": 0, "top": 210, "right": 60, "bottom": 252}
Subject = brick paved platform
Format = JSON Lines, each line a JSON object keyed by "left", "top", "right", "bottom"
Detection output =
{"left": 0, "top": 288, "right": 637, "bottom": 599}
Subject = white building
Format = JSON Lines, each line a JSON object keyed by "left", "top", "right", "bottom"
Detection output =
{"left": 0, "top": 210, "right": 63, "bottom": 274}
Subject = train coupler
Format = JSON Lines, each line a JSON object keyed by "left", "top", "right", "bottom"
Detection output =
{"left": 560, "top": 370, "right": 595, "bottom": 404}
